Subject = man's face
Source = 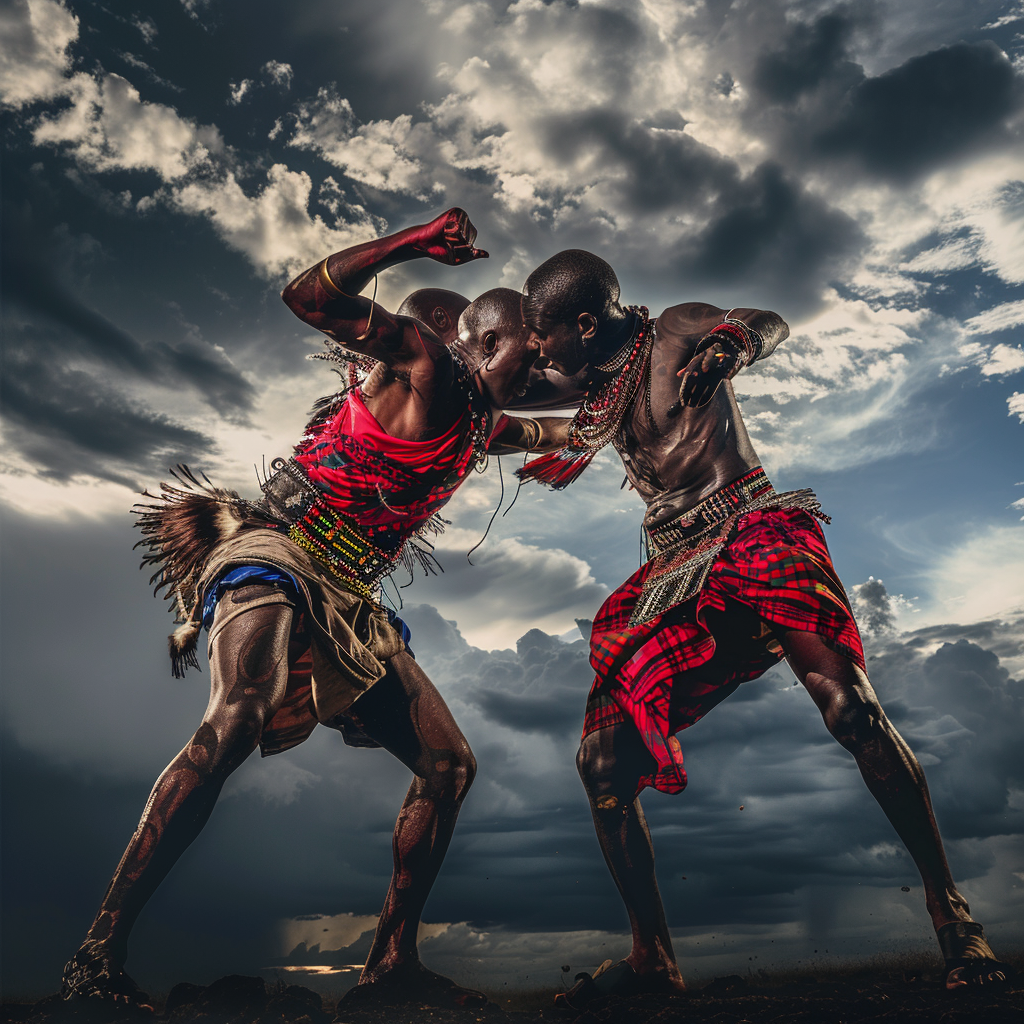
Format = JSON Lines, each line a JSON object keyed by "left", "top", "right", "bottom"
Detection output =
{"left": 465, "top": 322, "right": 541, "bottom": 405}
{"left": 523, "top": 318, "right": 586, "bottom": 377}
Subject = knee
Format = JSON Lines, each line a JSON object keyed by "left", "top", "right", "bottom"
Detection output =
{"left": 453, "top": 747, "right": 477, "bottom": 801}
{"left": 189, "top": 712, "right": 264, "bottom": 776}
{"left": 813, "top": 676, "right": 884, "bottom": 751}
{"left": 576, "top": 736, "right": 612, "bottom": 792}
{"left": 424, "top": 745, "right": 476, "bottom": 803}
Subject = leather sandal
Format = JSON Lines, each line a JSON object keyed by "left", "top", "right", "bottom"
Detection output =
{"left": 938, "top": 921, "right": 1015, "bottom": 990}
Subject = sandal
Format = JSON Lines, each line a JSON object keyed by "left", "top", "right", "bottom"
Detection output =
{"left": 938, "top": 921, "right": 1015, "bottom": 990}
{"left": 61, "top": 943, "right": 154, "bottom": 1010}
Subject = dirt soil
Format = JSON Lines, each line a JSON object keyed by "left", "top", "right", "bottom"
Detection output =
{"left": 5, "top": 959, "right": 1022, "bottom": 1024}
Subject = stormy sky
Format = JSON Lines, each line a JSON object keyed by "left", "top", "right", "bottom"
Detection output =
{"left": 2, "top": 0, "right": 1023, "bottom": 1001}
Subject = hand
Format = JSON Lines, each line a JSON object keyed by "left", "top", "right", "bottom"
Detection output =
{"left": 670, "top": 337, "right": 741, "bottom": 412}
{"left": 412, "top": 208, "right": 488, "bottom": 265}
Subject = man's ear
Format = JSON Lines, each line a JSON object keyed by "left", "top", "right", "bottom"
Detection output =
{"left": 482, "top": 329, "right": 498, "bottom": 355}
{"left": 577, "top": 312, "right": 597, "bottom": 341}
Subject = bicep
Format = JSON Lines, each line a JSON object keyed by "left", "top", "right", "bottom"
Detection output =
{"left": 319, "top": 304, "right": 439, "bottom": 368}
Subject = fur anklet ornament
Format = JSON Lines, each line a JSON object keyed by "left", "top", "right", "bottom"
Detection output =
{"left": 937, "top": 921, "right": 1015, "bottom": 989}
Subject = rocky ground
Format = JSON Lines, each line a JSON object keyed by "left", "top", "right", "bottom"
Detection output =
{"left": 4, "top": 957, "right": 1023, "bottom": 1024}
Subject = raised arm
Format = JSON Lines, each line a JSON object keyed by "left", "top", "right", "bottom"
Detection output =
{"left": 675, "top": 305, "right": 789, "bottom": 410}
{"left": 281, "top": 208, "right": 488, "bottom": 366}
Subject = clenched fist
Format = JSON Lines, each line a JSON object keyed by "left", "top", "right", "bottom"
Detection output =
{"left": 411, "top": 208, "right": 489, "bottom": 265}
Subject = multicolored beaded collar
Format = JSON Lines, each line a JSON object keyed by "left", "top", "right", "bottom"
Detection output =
{"left": 518, "top": 306, "right": 654, "bottom": 489}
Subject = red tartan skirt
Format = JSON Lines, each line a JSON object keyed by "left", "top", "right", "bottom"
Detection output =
{"left": 583, "top": 508, "right": 865, "bottom": 796}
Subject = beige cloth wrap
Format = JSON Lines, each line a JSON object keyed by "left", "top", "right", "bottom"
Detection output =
{"left": 195, "top": 528, "right": 405, "bottom": 722}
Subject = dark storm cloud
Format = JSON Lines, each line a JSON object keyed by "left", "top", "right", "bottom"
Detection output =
{"left": 1, "top": 333, "right": 216, "bottom": 485}
{"left": 1, "top": 239, "right": 255, "bottom": 415}
{"left": 748, "top": 15, "right": 1023, "bottom": 184}
{"left": 398, "top": 606, "right": 591, "bottom": 739}
{"left": 873, "top": 632, "right": 1024, "bottom": 840}
{"left": 676, "top": 163, "right": 866, "bottom": 313}
{"left": 752, "top": 11, "right": 865, "bottom": 105}
{"left": 851, "top": 577, "right": 897, "bottom": 636}
{"left": 471, "top": 629, "right": 592, "bottom": 738}
{"left": 815, "top": 41, "right": 1022, "bottom": 179}
{"left": 522, "top": 108, "right": 865, "bottom": 315}
{"left": 538, "top": 108, "right": 730, "bottom": 214}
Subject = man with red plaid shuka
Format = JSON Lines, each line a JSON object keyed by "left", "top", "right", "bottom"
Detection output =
{"left": 513, "top": 249, "right": 1012, "bottom": 1005}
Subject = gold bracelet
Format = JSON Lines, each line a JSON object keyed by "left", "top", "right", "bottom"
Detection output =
{"left": 318, "top": 258, "right": 346, "bottom": 299}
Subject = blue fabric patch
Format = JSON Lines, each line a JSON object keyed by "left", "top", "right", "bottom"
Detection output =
{"left": 385, "top": 608, "right": 414, "bottom": 659}
{"left": 201, "top": 567, "right": 416, "bottom": 660}
{"left": 202, "top": 565, "right": 300, "bottom": 629}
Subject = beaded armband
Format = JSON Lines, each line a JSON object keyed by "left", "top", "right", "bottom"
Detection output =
{"left": 696, "top": 315, "right": 765, "bottom": 367}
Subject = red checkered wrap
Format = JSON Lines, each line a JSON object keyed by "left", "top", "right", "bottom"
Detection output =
{"left": 584, "top": 507, "right": 865, "bottom": 795}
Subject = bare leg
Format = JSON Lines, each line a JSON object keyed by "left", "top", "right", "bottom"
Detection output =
{"left": 576, "top": 724, "right": 686, "bottom": 990}
{"left": 63, "top": 585, "right": 294, "bottom": 1000}
{"left": 782, "top": 628, "right": 1010, "bottom": 985}
{"left": 345, "top": 650, "right": 477, "bottom": 991}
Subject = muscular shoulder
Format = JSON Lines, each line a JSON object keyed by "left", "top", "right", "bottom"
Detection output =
{"left": 656, "top": 302, "right": 726, "bottom": 338}
{"left": 649, "top": 303, "right": 725, "bottom": 371}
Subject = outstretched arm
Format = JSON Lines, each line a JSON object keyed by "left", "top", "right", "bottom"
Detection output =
{"left": 675, "top": 307, "right": 789, "bottom": 410}
{"left": 503, "top": 367, "right": 590, "bottom": 411}
{"left": 488, "top": 415, "right": 570, "bottom": 455}
{"left": 281, "top": 208, "right": 488, "bottom": 366}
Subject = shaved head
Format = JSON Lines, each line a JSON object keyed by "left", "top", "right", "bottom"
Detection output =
{"left": 522, "top": 250, "right": 621, "bottom": 331}
{"left": 458, "top": 287, "right": 523, "bottom": 355}
{"left": 397, "top": 288, "right": 471, "bottom": 344}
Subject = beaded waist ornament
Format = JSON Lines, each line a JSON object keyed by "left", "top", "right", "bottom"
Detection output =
{"left": 258, "top": 458, "right": 389, "bottom": 601}
{"left": 517, "top": 307, "right": 654, "bottom": 489}
{"left": 629, "top": 467, "right": 830, "bottom": 626}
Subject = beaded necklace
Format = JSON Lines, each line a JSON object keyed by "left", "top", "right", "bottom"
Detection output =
{"left": 451, "top": 351, "right": 491, "bottom": 471}
{"left": 518, "top": 306, "right": 654, "bottom": 489}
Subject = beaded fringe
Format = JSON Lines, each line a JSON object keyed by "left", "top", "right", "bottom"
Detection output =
{"left": 515, "top": 446, "right": 593, "bottom": 489}
{"left": 629, "top": 488, "right": 829, "bottom": 627}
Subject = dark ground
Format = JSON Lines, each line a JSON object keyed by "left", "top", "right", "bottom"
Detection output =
{"left": 5, "top": 957, "right": 1023, "bottom": 1024}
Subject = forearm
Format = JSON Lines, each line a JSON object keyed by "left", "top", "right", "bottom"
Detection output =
{"left": 718, "top": 307, "right": 789, "bottom": 366}
{"left": 675, "top": 307, "right": 789, "bottom": 411}
{"left": 504, "top": 369, "right": 589, "bottom": 411}
{"left": 281, "top": 227, "right": 423, "bottom": 325}
{"left": 490, "top": 415, "right": 570, "bottom": 454}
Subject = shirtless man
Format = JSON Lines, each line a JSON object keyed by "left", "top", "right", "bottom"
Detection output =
{"left": 61, "top": 210, "right": 556, "bottom": 1010}
{"left": 513, "top": 249, "right": 1012, "bottom": 1003}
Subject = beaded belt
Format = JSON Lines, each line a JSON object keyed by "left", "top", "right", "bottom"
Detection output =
{"left": 259, "top": 458, "right": 389, "bottom": 601}
{"left": 630, "top": 468, "right": 827, "bottom": 626}
{"left": 644, "top": 467, "right": 776, "bottom": 554}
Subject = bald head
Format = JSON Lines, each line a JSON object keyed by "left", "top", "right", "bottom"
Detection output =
{"left": 397, "top": 288, "right": 471, "bottom": 344}
{"left": 522, "top": 249, "right": 621, "bottom": 332}
{"left": 456, "top": 288, "right": 523, "bottom": 363}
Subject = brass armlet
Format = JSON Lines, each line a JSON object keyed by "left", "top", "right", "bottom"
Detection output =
{"left": 521, "top": 417, "right": 543, "bottom": 451}
{"left": 318, "top": 258, "right": 347, "bottom": 299}
{"left": 318, "top": 259, "right": 378, "bottom": 342}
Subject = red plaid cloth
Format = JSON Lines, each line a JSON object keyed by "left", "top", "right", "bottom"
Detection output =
{"left": 584, "top": 507, "right": 865, "bottom": 795}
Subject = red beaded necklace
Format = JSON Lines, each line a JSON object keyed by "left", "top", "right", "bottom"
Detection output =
{"left": 518, "top": 306, "right": 654, "bottom": 489}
